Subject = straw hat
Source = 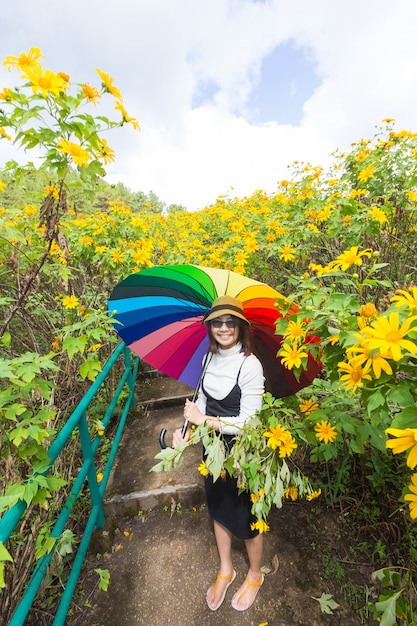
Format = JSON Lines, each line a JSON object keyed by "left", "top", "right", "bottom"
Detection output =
{"left": 203, "top": 295, "right": 249, "bottom": 325}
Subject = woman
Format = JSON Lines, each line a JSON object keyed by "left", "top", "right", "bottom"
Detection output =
{"left": 172, "top": 295, "right": 265, "bottom": 612}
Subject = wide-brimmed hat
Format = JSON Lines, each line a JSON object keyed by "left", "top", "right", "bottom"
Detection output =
{"left": 203, "top": 295, "right": 249, "bottom": 326}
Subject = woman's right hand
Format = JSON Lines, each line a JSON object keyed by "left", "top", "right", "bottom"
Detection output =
{"left": 172, "top": 427, "right": 190, "bottom": 448}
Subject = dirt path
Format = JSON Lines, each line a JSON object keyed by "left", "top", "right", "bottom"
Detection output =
{"left": 68, "top": 374, "right": 373, "bottom": 626}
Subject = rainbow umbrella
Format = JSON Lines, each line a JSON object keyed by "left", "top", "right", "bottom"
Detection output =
{"left": 108, "top": 264, "right": 321, "bottom": 399}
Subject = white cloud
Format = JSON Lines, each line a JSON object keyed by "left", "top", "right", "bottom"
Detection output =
{"left": 1, "top": 0, "right": 417, "bottom": 210}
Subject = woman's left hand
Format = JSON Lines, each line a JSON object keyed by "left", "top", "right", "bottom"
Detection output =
{"left": 184, "top": 398, "right": 205, "bottom": 426}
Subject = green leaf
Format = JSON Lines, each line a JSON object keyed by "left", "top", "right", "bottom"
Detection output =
{"left": 95, "top": 568, "right": 110, "bottom": 591}
{"left": 391, "top": 406, "right": 417, "bottom": 429}
{"left": 79, "top": 358, "right": 102, "bottom": 381}
{"left": 312, "top": 592, "right": 340, "bottom": 614}
{"left": 63, "top": 335, "right": 88, "bottom": 359}
{"left": 374, "top": 589, "right": 403, "bottom": 626}
{"left": 0, "top": 542, "right": 13, "bottom": 563}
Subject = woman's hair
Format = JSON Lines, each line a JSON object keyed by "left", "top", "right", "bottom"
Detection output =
{"left": 207, "top": 316, "right": 254, "bottom": 356}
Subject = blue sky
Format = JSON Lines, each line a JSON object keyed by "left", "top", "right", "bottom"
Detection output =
{"left": 1, "top": 0, "right": 417, "bottom": 210}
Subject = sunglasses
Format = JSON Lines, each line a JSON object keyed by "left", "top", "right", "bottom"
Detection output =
{"left": 210, "top": 319, "right": 238, "bottom": 329}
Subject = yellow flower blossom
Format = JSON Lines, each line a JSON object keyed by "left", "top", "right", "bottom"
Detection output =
{"left": 278, "top": 431, "right": 297, "bottom": 458}
{"left": 0, "top": 127, "right": 12, "bottom": 141}
{"left": 331, "top": 246, "right": 372, "bottom": 272}
{"left": 385, "top": 428, "right": 417, "bottom": 469}
{"left": 285, "top": 487, "right": 298, "bottom": 501}
{"left": 264, "top": 424, "right": 288, "bottom": 451}
{"left": 359, "top": 302, "right": 378, "bottom": 318}
{"left": 284, "top": 319, "right": 307, "bottom": 344}
{"left": 279, "top": 342, "right": 308, "bottom": 370}
{"left": 358, "top": 164, "right": 375, "bottom": 182}
{"left": 95, "top": 137, "right": 116, "bottom": 165}
{"left": 368, "top": 206, "right": 387, "bottom": 224}
{"left": 314, "top": 421, "right": 337, "bottom": 444}
{"left": 62, "top": 295, "right": 80, "bottom": 310}
{"left": 3, "top": 47, "right": 43, "bottom": 71}
{"left": 23, "top": 65, "right": 69, "bottom": 97}
{"left": 278, "top": 243, "right": 296, "bottom": 262}
{"left": 114, "top": 100, "right": 140, "bottom": 130}
{"left": 0, "top": 87, "right": 13, "bottom": 101}
{"left": 338, "top": 360, "right": 372, "bottom": 393}
{"left": 391, "top": 287, "right": 417, "bottom": 312}
{"left": 363, "top": 312, "right": 417, "bottom": 361}
{"left": 82, "top": 83, "right": 101, "bottom": 105}
{"left": 97, "top": 472, "right": 103, "bottom": 483}
{"left": 299, "top": 399, "right": 319, "bottom": 415}
{"left": 198, "top": 460, "right": 208, "bottom": 477}
{"left": 250, "top": 520, "right": 270, "bottom": 533}
{"left": 57, "top": 138, "right": 92, "bottom": 167}
{"left": 306, "top": 489, "right": 321, "bottom": 501}
{"left": 110, "top": 249, "right": 126, "bottom": 263}
{"left": 404, "top": 473, "right": 417, "bottom": 520}
{"left": 96, "top": 68, "right": 123, "bottom": 100}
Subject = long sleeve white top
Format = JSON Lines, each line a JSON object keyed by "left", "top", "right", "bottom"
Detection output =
{"left": 195, "top": 342, "right": 265, "bottom": 436}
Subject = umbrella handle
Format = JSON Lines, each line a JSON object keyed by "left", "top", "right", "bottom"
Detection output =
{"left": 158, "top": 353, "right": 211, "bottom": 449}
{"left": 159, "top": 419, "right": 189, "bottom": 450}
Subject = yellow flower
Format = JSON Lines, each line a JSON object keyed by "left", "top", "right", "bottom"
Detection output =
{"left": 23, "top": 65, "right": 68, "bottom": 97}
{"left": 385, "top": 428, "right": 417, "bottom": 469}
{"left": 3, "top": 47, "right": 43, "bottom": 71}
{"left": 44, "top": 185, "right": 60, "bottom": 200}
{"left": 368, "top": 206, "right": 387, "bottom": 224}
{"left": 279, "top": 341, "right": 308, "bottom": 370}
{"left": 197, "top": 460, "right": 208, "bottom": 477}
{"left": 62, "top": 295, "right": 80, "bottom": 310}
{"left": 95, "top": 137, "right": 116, "bottom": 165}
{"left": 285, "top": 486, "right": 298, "bottom": 501}
{"left": 0, "top": 181, "right": 6, "bottom": 192}
{"left": 82, "top": 83, "right": 101, "bottom": 105}
{"left": 97, "top": 472, "right": 103, "bottom": 483}
{"left": 314, "top": 421, "right": 337, "bottom": 444}
{"left": 306, "top": 488, "right": 321, "bottom": 501}
{"left": 391, "top": 287, "right": 417, "bottom": 312}
{"left": 299, "top": 399, "right": 319, "bottom": 415}
{"left": 363, "top": 312, "right": 417, "bottom": 361}
{"left": 51, "top": 336, "right": 61, "bottom": 351}
{"left": 278, "top": 431, "right": 297, "bottom": 458}
{"left": 351, "top": 345, "right": 393, "bottom": 379}
{"left": 0, "top": 127, "right": 12, "bottom": 141}
{"left": 331, "top": 246, "right": 372, "bottom": 271}
{"left": 110, "top": 249, "right": 125, "bottom": 263}
{"left": 96, "top": 68, "right": 123, "bottom": 100}
{"left": 264, "top": 424, "right": 288, "bottom": 451}
{"left": 284, "top": 319, "right": 307, "bottom": 344}
{"left": 0, "top": 87, "right": 13, "bottom": 101}
{"left": 359, "top": 303, "right": 378, "bottom": 318}
{"left": 278, "top": 243, "right": 296, "bottom": 262}
{"left": 404, "top": 473, "right": 417, "bottom": 519}
{"left": 358, "top": 164, "right": 375, "bottom": 182}
{"left": 57, "top": 138, "right": 92, "bottom": 167}
{"left": 250, "top": 520, "right": 270, "bottom": 533}
{"left": 114, "top": 100, "right": 140, "bottom": 130}
{"left": 338, "top": 360, "right": 372, "bottom": 393}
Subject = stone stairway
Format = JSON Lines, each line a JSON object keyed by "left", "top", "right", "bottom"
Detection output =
{"left": 67, "top": 371, "right": 364, "bottom": 626}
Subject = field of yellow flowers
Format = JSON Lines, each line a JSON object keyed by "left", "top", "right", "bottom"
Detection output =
{"left": 1, "top": 48, "right": 417, "bottom": 623}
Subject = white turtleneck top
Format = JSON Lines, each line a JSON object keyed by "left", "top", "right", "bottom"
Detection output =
{"left": 195, "top": 342, "right": 265, "bottom": 436}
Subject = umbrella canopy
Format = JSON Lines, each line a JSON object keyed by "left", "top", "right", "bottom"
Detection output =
{"left": 108, "top": 264, "right": 321, "bottom": 399}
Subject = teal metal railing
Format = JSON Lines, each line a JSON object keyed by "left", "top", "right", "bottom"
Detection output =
{"left": 0, "top": 342, "right": 139, "bottom": 626}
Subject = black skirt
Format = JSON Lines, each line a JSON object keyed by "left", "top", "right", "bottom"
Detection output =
{"left": 204, "top": 434, "right": 258, "bottom": 540}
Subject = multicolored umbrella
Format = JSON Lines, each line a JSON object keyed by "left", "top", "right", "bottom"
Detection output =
{"left": 108, "top": 264, "right": 321, "bottom": 399}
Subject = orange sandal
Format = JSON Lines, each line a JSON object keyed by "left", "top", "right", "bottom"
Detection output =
{"left": 207, "top": 569, "right": 236, "bottom": 611}
{"left": 231, "top": 573, "right": 264, "bottom": 611}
